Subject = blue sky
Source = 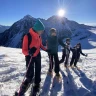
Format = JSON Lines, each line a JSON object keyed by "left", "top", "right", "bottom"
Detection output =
{"left": 0, "top": 0, "right": 96, "bottom": 26}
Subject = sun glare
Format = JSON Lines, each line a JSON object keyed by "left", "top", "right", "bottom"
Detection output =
{"left": 58, "top": 9, "right": 66, "bottom": 17}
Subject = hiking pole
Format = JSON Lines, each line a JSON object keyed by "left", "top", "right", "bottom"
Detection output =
{"left": 15, "top": 55, "right": 33, "bottom": 96}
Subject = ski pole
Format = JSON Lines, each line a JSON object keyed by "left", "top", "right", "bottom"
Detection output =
{"left": 15, "top": 55, "right": 33, "bottom": 96}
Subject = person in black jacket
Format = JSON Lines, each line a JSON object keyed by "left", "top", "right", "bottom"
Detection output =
{"left": 59, "top": 38, "right": 71, "bottom": 67}
{"left": 70, "top": 43, "right": 87, "bottom": 67}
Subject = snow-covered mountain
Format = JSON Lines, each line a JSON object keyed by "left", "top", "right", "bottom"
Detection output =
{"left": 0, "top": 16, "right": 96, "bottom": 96}
{"left": 0, "top": 15, "right": 96, "bottom": 49}
{"left": 0, "top": 25, "right": 10, "bottom": 33}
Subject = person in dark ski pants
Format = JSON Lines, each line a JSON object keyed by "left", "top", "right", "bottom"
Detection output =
{"left": 19, "top": 20, "right": 48, "bottom": 95}
{"left": 47, "top": 28, "right": 60, "bottom": 77}
{"left": 70, "top": 43, "right": 87, "bottom": 67}
{"left": 59, "top": 38, "right": 71, "bottom": 67}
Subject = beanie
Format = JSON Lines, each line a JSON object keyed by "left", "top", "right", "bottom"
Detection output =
{"left": 33, "top": 19, "right": 45, "bottom": 32}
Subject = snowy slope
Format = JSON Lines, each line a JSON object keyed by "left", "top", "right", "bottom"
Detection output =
{"left": 71, "top": 28, "right": 96, "bottom": 49}
{"left": 0, "top": 46, "right": 96, "bottom": 96}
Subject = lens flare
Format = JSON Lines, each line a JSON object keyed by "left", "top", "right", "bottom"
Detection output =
{"left": 58, "top": 9, "right": 66, "bottom": 17}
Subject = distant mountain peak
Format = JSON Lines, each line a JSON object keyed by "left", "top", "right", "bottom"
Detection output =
{"left": 23, "top": 15, "right": 34, "bottom": 19}
{"left": 0, "top": 25, "right": 10, "bottom": 33}
{"left": 47, "top": 15, "right": 68, "bottom": 21}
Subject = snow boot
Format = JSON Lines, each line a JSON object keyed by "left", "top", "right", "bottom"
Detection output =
{"left": 64, "top": 65, "right": 69, "bottom": 68}
{"left": 31, "top": 84, "right": 40, "bottom": 96}
{"left": 74, "top": 66, "right": 80, "bottom": 69}
{"left": 17, "top": 84, "right": 27, "bottom": 96}
{"left": 55, "top": 73, "right": 62, "bottom": 82}
{"left": 70, "top": 65, "right": 74, "bottom": 68}
{"left": 47, "top": 70, "right": 54, "bottom": 76}
{"left": 17, "top": 80, "right": 31, "bottom": 96}
{"left": 74, "top": 65, "right": 78, "bottom": 68}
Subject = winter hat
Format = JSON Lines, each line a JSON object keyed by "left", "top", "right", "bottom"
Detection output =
{"left": 33, "top": 19, "right": 45, "bottom": 32}
{"left": 50, "top": 28, "right": 56, "bottom": 34}
{"left": 66, "top": 38, "right": 70, "bottom": 42}
{"left": 77, "top": 43, "right": 81, "bottom": 46}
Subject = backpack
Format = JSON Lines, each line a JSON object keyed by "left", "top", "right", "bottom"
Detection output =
{"left": 27, "top": 33, "right": 32, "bottom": 50}
{"left": 22, "top": 33, "right": 32, "bottom": 50}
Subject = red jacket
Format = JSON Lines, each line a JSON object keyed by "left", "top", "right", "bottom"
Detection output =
{"left": 22, "top": 28, "right": 46, "bottom": 57}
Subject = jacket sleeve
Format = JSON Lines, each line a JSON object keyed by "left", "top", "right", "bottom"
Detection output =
{"left": 22, "top": 35, "right": 29, "bottom": 56}
{"left": 40, "top": 38, "right": 47, "bottom": 51}
{"left": 58, "top": 38, "right": 66, "bottom": 48}
{"left": 70, "top": 47, "right": 74, "bottom": 52}
{"left": 80, "top": 49, "right": 86, "bottom": 56}
{"left": 41, "top": 44, "right": 47, "bottom": 51}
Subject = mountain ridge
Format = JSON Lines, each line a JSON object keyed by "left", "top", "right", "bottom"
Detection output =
{"left": 0, "top": 15, "right": 96, "bottom": 49}
{"left": 0, "top": 25, "right": 10, "bottom": 33}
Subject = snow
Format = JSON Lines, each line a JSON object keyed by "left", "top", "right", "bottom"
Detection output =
{"left": 70, "top": 28, "right": 96, "bottom": 49}
{"left": 6, "top": 32, "right": 23, "bottom": 47}
{"left": 0, "top": 46, "right": 96, "bottom": 96}
{"left": 0, "top": 26, "right": 96, "bottom": 96}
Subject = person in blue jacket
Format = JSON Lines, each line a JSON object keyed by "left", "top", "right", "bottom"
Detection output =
{"left": 47, "top": 28, "right": 60, "bottom": 77}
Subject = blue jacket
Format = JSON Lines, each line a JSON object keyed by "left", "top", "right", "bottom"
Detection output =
{"left": 47, "top": 35, "right": 58, "bottom": 54}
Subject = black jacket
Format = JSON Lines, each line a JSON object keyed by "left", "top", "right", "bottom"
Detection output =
{"left": 71, "top": 47, "right": 86, "bottom": 58}
{"left": 58, "top": 39, "right": 71, "bottom": 55}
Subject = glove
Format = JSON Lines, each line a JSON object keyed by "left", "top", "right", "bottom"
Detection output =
{"left": 29, "top": 47, "right": 37, "bottom": 56}
{"left": 85, "top": 54, "right": 88, "bottom": 57}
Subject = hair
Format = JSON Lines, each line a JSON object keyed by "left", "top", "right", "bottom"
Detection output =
{"left": 66, "top": 38, "right": 70, "bottom": 42}
{"left": 50, "top": 28, "right": 56, "bottom": 33}
{"left": 76, "top": 43, "right": 81, "bottom": 49}
{"left": 77, "top": 43, "right": 81, "bottom": 46}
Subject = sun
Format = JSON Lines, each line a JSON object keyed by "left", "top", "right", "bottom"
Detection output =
{"left": 58, "top": 9, "right": 66, "bottom": 17}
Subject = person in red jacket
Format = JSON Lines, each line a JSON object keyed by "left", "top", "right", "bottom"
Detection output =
{"left": 19, "top": 19, "right": 47, "bottom": 95}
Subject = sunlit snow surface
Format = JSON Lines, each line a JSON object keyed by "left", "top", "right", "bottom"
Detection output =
{"left": 0, "top": 26, "right": 96, "bottom": 96}
{"left": 0, "top": 46, "right": 96, "bottom": 96}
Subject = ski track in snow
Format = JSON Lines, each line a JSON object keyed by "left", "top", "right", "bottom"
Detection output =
{"left": 0, "top": 47, "right": 96, "bottom": 96}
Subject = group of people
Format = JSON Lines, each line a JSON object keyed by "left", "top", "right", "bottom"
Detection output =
{"left": 17, "top": 19, "right": 87, "bottom": 96}
{"left": 47, "top": 28, "right": 87, "bottom": 76}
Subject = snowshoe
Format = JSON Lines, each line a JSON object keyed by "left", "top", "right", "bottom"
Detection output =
{"left": 70, "top": 65, "right": 75, "bottom": 68}
{"left": 75, "top": 66, "right": 80, "bottom": 70}
{"left": 55, "top": 73, "right": 62, "bottom": 82}
{"left": 47, "top": 71, "right": 54, "bottom": 76}
{"left": 64, "top": 65, "right": 69, "bottom": 69}
{"left": 67, "top": 65, "right": 73, "bottom": 68}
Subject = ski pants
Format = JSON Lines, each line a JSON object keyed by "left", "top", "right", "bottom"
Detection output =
{"left": 70, "top": 55, "right": 80, "bottom": 66}
{"left": 59, "top": 50, "right": 69, "bottom": 66}
{"left": 48, "top": 53, "right": 60, "bottom": 74}
{"left": 23, "top": 53, "right": 41, "bottom": 87}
